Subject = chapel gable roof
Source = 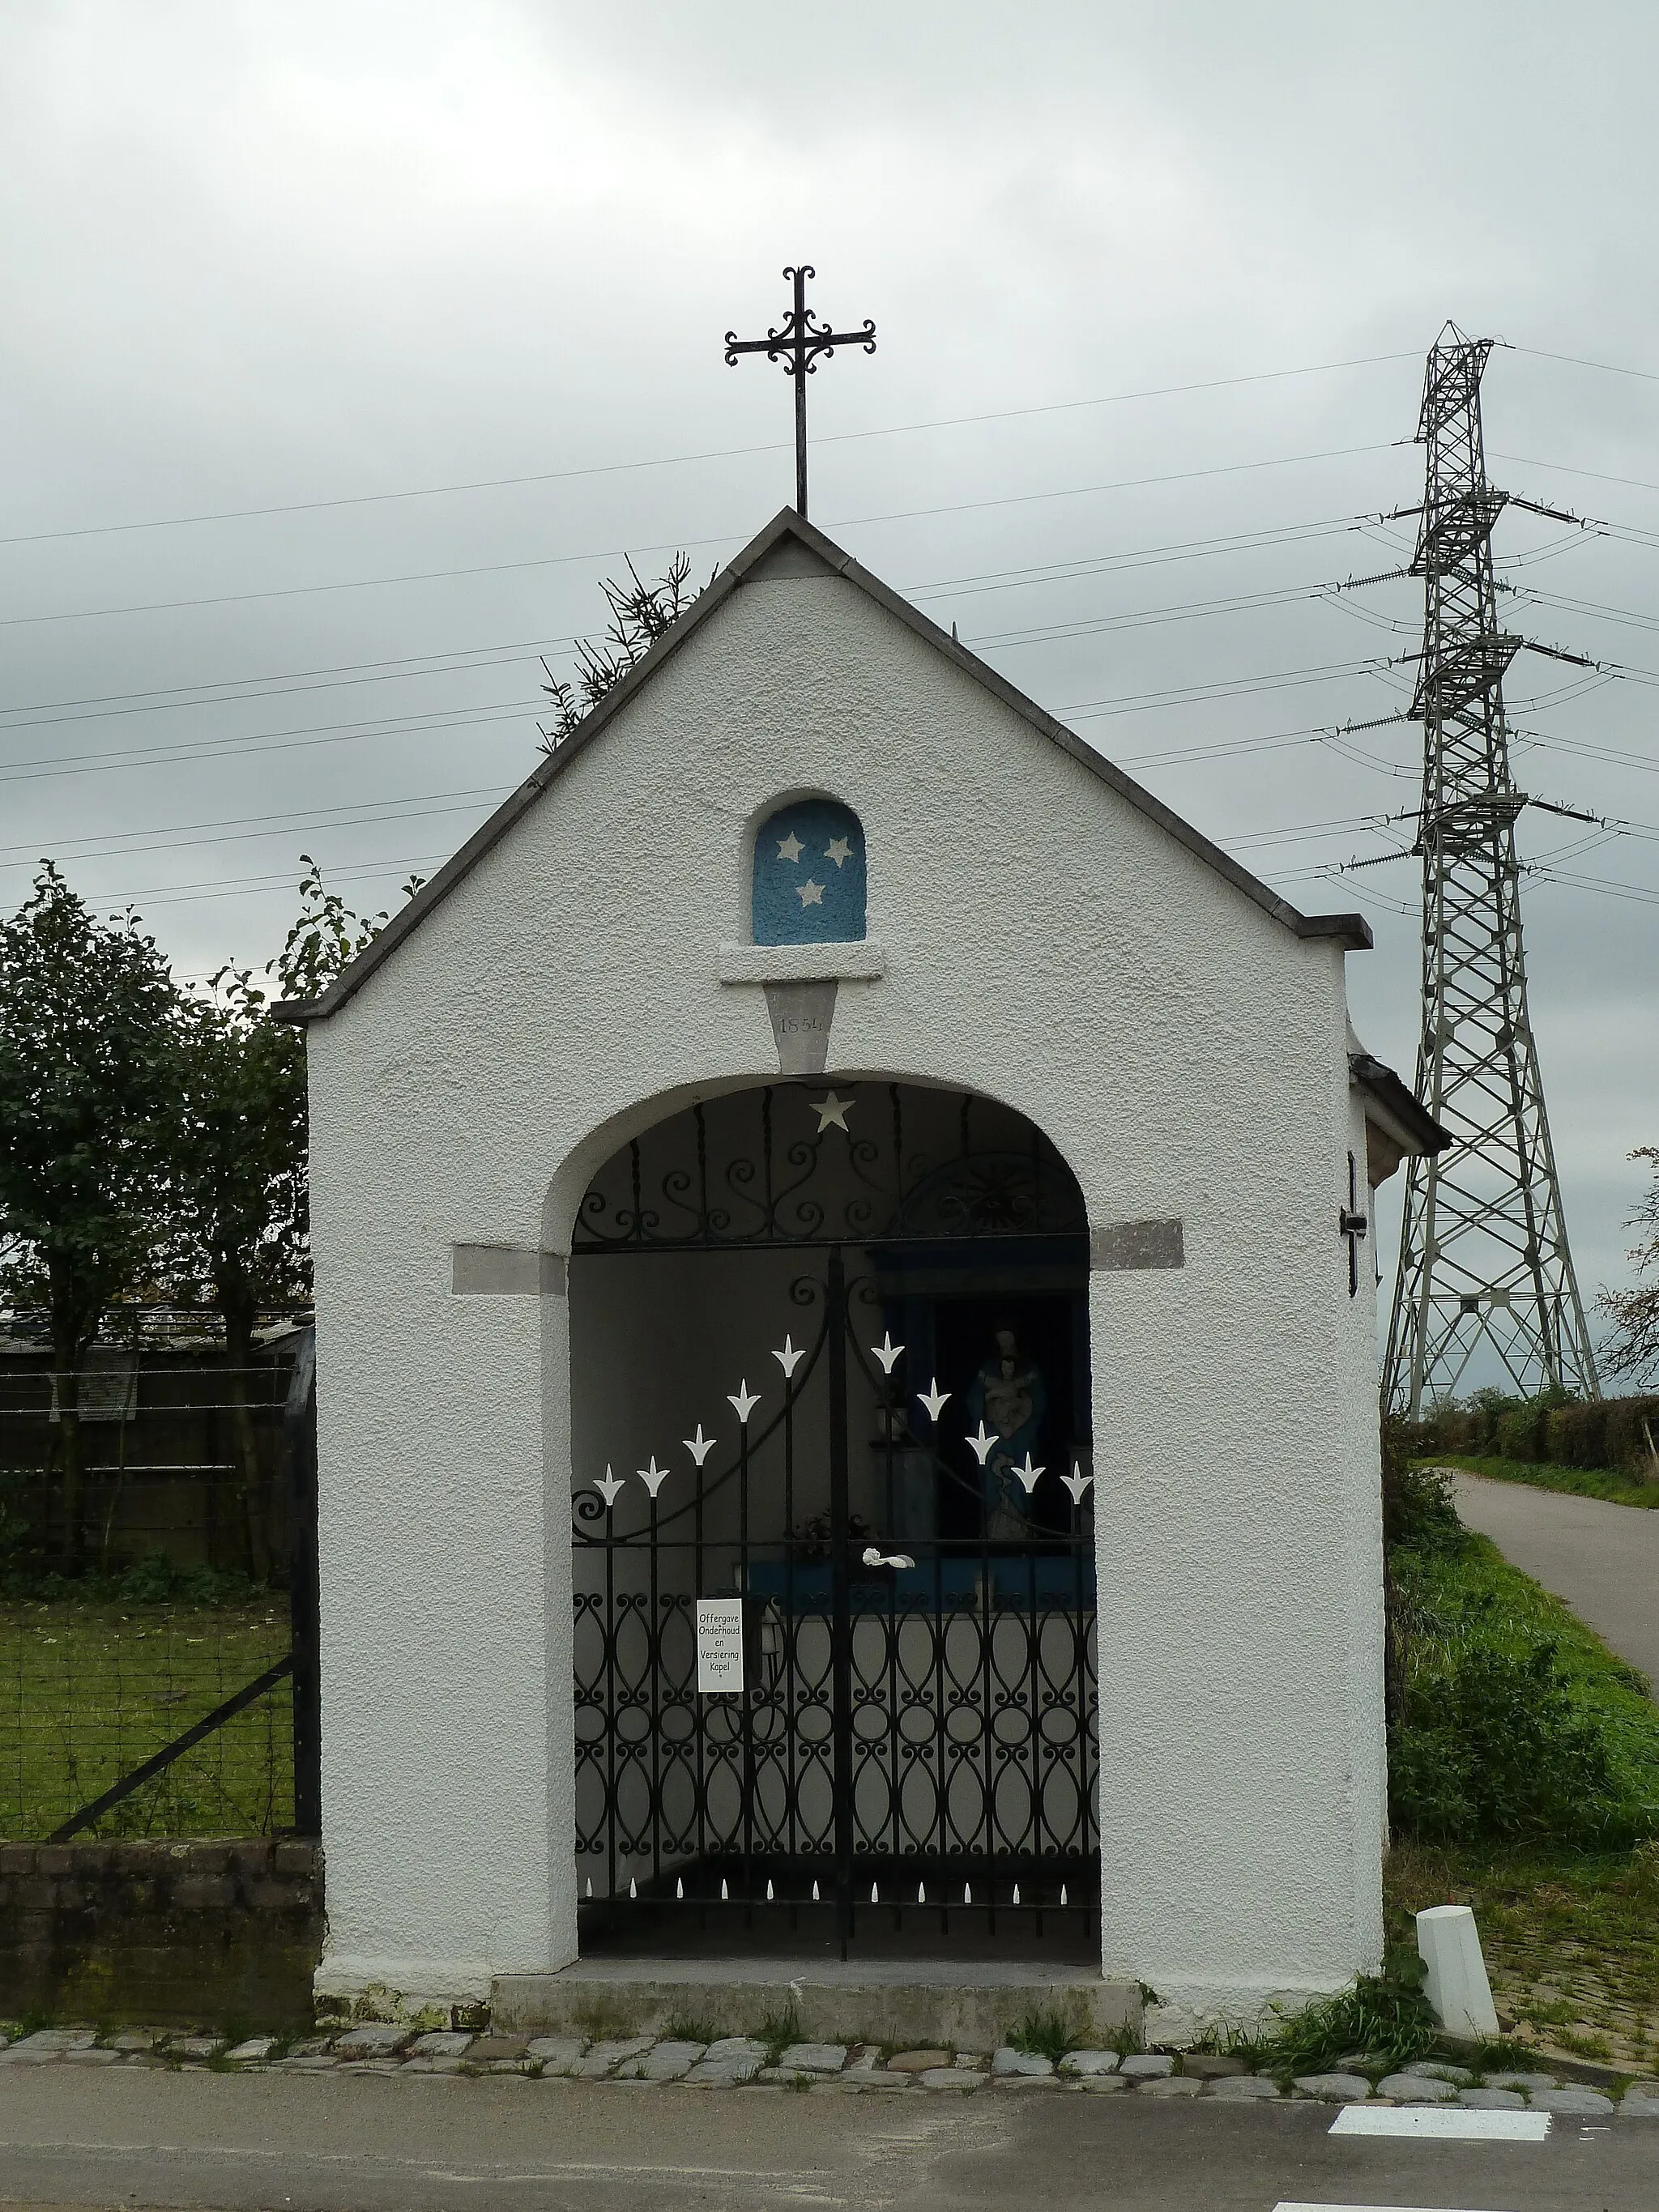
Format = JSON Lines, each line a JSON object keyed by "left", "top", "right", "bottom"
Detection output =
{"left": 274, "top": 508, "right": 1371, "bottom": 1023}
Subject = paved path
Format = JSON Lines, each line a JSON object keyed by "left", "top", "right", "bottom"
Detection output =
{"left": 0, "top": 2065, "right": 1653, "bottom": 2212}
{"left": 1451, "top": 1473, "right": 1659, "bottom": 1690}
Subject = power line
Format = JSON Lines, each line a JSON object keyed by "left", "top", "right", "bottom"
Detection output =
{"left": 0, "top": 352, "right": 1420, "bottom": 550}
{"left": 0, "top": 516, "right": 1370, "bottom": 731}
{"left": 0, "top": 784, "right": 512, "bottom": 870}
{"left": 1510, "top": 343, "right": 1659, "bottom": 386}
{"left": 0, "top": 445, "right": 1406, "bottom": 634}
{"left": 0, "top": 579, "right": 1398, "bottom": 790}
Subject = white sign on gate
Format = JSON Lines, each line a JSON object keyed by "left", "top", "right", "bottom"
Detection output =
{"left": 695, "top": 1597, "right": 745, "bottom": 1693}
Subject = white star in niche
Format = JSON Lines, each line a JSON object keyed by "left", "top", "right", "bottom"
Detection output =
{"left": 796, "top": 879, "right": 825, "bottom": 907}
{"left": 776, "top": 832, "right": 804, "bottom": 863}
{"left": 825, "top": 837, "right": 853, "bottom": 868}
{"left": 811, "top": 1091, "right": 854, "bottom": 1132}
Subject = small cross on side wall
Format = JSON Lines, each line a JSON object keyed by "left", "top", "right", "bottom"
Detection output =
{"left": 1341, "top": 1149, "right": 1370, "bottom": 1298}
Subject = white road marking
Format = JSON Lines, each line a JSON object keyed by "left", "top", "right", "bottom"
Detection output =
{"left": 1328, "top": 2105, "right": 1550, "bottom": 2142}
{"left": 1275, "top": 2204, "right": 1525, "bottom": 2212}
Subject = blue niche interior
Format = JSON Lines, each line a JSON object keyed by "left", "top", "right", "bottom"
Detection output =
{"left": 751, "top": 798, "right": 867, "bottom": 945}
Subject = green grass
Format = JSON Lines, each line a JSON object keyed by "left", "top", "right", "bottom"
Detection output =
{"left": 757, "top": 2005, "right": 804, "bottom": 2065}
{"left": 1228, "top": 1950, "right": 1438, "bottom": 2077}
{"left": 1421, "top": 1451, "right": 1659, "bottom": 1510}
{"left": 1006, "top": 2008, "right": 1084, "bottom": 2061}
{"left": 1395, "top": 1532, "right": 1659, "bottom": 1824}
{"left": 0, "top": 1594, "right": 293, "bottom": 1839}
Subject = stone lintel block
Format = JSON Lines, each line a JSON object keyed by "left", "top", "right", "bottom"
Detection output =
{"left": 0, "top": 1843, "right": 37, "bottom": 1875}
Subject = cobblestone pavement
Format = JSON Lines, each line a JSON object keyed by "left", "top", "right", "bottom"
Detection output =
{"left": 2, "top": 2023, "right": 1656, "bottom": 2113}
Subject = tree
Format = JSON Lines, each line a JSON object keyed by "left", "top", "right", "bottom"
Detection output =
{"left": 538, "top": 553, "right": 708, "bottom": 755}
{"left": 159, "top": 856, "right": 424, "bottom": 1578}
{"left": 271, "top": 855, "right": 422, "bottom": 1004}
{"left": 1600, "top": 1146, "right": 1659, "bottom": 1382}
{"left": 163, "top": 969, "right": 309, "bottom": 1578}
{"left": 0, "top": 865, "right": 177, "bottom": 1569}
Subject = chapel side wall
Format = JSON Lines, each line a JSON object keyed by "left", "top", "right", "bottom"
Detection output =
{"left": 301, "top": 558, "right": 1384, "bottom": 2020}
{"left": 1343, "top": 1085, "right": 1389, "bottom": 1958}
{"left": 1083, "top": 932, "right": 1385, "bottom": 2028}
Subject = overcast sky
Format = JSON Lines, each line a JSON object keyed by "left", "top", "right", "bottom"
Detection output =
{"left": 2, "top": 2, "right": 1655, "bottom": 1347}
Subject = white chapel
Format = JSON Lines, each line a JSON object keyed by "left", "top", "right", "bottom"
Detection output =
{"left": 279, "top": 506, "right": 1444, "bottom": 2037}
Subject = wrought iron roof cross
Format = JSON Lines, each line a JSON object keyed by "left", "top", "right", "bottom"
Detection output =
{"left": 724, "top": 264, "right": 876, "bottom": 520}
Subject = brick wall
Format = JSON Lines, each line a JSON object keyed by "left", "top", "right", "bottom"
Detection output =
{"left": 0, "top": 1837, "right": 322, "bottom": 2026}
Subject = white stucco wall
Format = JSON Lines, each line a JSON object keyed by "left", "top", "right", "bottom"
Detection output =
{"left": 304, "top": 545, "right": 1386, "bottom": 2027}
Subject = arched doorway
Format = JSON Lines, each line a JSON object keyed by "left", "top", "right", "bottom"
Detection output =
{"left": 567, "top": 1080, "right": 1097, "bottom": 1954}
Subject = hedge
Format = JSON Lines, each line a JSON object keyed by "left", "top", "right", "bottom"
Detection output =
{"left": 1402, "top": 1389, "right": 1659, "bottom": 1477}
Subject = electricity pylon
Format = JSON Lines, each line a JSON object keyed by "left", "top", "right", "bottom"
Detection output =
{"left": 1383, "top": 326, "right": 1600, "bottom": 1417}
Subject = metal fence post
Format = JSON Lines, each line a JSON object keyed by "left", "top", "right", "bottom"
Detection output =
{"left": 284, "top": 1328, "right": 322, "bottom": 1836}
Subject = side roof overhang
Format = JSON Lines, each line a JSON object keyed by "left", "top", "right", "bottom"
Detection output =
{"left": 272, "top": 506, "right": 1372, "bottom": 1024}
{"left": 1350, "top": 1051, "right": 1450, "bottom": 1186}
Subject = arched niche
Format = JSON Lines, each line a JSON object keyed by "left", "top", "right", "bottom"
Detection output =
{"left": 751, "top": 797, "right": 866, "bottom": 945}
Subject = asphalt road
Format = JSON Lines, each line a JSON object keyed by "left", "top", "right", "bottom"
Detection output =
{"left": 0, "top": 2068, "right": 1653, "bottom": 2212}
{"left": 1452, "top": 1472, "right": 1659, "bottom": 1690}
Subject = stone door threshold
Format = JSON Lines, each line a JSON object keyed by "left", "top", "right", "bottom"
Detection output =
{"left": 493, "top": 1959, "right": 1141, "bottom": 2050}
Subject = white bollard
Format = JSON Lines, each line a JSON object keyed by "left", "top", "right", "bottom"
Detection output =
{"left": 1415, "top": 1903, "right": 1499, "bottom": 2039}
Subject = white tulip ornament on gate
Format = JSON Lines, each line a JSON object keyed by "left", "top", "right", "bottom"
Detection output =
{"left": 593, "top": 1465, "right": 626, "bottom": 1509}
{"left": 727, "top": 1380, "right": 760, "bottom": 1422}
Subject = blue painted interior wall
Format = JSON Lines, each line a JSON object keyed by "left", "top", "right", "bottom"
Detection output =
{"left": 750, "top": 799, "right": 867, "bottom": 944}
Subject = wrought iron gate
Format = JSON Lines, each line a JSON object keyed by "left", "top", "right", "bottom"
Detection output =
{"left": 569, "top": 1085, "right": 1098, "bottom": 1949}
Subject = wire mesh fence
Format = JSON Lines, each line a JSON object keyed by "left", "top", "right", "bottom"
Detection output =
{"left": 1, "top": 1592, "right": 295, "bottom": 1839}
{"left": 0, "top": 1327, "right": 315, "bottom": 1840}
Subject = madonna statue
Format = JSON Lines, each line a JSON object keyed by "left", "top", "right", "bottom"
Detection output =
{"left": 964, "top": 1326, "right": 1046, "bottom": 1538}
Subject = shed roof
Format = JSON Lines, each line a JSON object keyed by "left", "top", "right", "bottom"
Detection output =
{"left": 274, "top": 507, "right": 1372, "bottom": 1024}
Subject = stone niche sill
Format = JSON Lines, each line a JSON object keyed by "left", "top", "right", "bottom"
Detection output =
{"left": 719, "top": 941, "right": 886, "bottom": 984}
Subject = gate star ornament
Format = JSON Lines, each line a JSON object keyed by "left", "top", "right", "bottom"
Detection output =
{"left": 871, "top": 1331, "right": 904, "bottom": 1374}
{"left": 810, "top": 1090, "right": 853, "bottom": 1132}
{"left": 638, "top": 1455, "right": 669, "bottom": 1497}
{"left": 593, "top": 1464, "right": 626, "bottom": 1509}
{"left": 917, "top": 1378, "right": 950, "bottom": 1422}
{"left": 727, "top": 1379, "right": 761, "bottom": 1423}
{"left": 683, "top": 1425, "right": 716, "bottom": 1467}
{"left": 773, "top": 1334, "right": 805, "bottom": 1377}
